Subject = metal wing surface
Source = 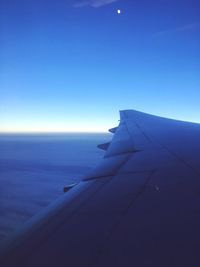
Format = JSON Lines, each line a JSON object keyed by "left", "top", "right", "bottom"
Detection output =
{"left": 1, "top": 110, "right": 200, "bottom": 267}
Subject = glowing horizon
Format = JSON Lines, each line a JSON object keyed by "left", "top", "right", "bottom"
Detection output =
{"left": 0, "top": 129, "right": 109, "bottom": 134}
{"left": 1, "top": 110, "right": 200, "bottom": 134}
{"left": 0, "top": 122, "right": 111, "bottom": 133}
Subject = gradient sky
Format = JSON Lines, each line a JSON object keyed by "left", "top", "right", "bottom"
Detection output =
{"left": 0, "top": 0, "right": 200, "bottom": 132}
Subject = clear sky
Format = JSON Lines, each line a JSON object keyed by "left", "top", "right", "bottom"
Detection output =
{"left": 0, "top": 0, "right": 200, "bottom": 132}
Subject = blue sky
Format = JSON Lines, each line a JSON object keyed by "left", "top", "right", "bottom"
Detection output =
{"left": 0, "top": 0, "right": 200, "bottom": 132}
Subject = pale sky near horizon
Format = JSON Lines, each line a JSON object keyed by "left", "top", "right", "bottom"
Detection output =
{"left": 0, "top": 0, "right": 200, "bottom": 132}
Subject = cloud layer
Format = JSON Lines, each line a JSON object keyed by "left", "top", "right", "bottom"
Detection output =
{"left": 74, "top": 0, "right": 119, "bottom": 8}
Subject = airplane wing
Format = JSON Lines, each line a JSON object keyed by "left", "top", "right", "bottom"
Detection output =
{"left": 1, "top": 110, "right": 200, "bottom": 267}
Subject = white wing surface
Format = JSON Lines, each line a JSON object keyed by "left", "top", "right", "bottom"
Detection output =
{"left": 1, "top": 110, "right": 200, "bottom": 267}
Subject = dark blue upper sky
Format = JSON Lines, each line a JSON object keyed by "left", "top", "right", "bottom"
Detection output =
{"left": 0, "top": 0, "right": 200, "bottom": 132}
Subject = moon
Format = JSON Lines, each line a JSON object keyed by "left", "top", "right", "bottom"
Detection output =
{"left": 117, "top": 9, "right": 121, "bottom": 14}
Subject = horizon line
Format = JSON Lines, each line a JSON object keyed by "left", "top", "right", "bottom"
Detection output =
{"left": 0, "top": 131, "right": 110, "bottom": 135}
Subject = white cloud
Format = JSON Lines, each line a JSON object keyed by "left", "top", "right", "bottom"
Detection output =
{"left": 155, "top": 23, "right": 200, "bottom": 36}
{"left": 74, "top": 0, "right": 119, "bottom": 8}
